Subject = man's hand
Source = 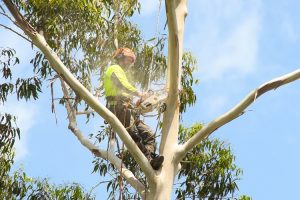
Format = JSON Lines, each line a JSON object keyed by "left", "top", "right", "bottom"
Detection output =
{"left": 136, "top": 92, "right": 146, "bottom": 107}
{"left": 137, "top": 91, "right": 144, "bottom": 97}
{"left": 135, "top": 98, "right": 143, "bottom": 107}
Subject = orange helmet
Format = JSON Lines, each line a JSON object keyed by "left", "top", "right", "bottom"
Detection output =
{"left": 113, "top": 47, "right": 136, "bottom": 63}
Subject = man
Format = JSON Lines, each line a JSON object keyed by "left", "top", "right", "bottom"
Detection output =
{"left": 103, "top": 47, "right": 164, "bottom": 170}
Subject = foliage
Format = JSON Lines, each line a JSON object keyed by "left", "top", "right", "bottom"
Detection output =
{"left": 180, "top": 52, "right": 199, "bottom": 114}
{"left": 0, "top": 47, "right": 42, "bottom": 103}
{"left": 90, "top": 127, "right": 145, "bottom": 199}
{"left": 133, "top": 36, "right": 168, "bottom": 89}
{"left": 0, "top": 148, "right": 94, "bottom": 200}
{"left": 0, "top": 113, "right": 20, "bottom": 154}
{"left": 89, "top": 123, "right": 249, "bottom": 200}
{"left": 0, "top": 47, "right": 40, "bottom": 157}
{"left": 176, "top": 123, "right": 245, "bottom": 200}
{"left": 239, "top": 195, "right": 252, "bottom": 200}
{"left": 4, "top": 0, "right": 168, "bottom": 115}
{"left": 0, "top": 0, "right": 196, "bottom": 115}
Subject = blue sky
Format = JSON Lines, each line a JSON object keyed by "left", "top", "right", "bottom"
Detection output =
{"left": 1, "top": 0, "right": 300, "bottom": 199}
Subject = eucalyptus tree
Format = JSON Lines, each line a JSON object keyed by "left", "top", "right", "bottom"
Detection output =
{"left": 0, "top": 145, "right": 94, "bottom": 199}
{"left": 1, "top": 0, "right": 299, "bottom": 199}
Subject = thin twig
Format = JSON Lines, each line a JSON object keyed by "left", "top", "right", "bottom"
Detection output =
{"left": 76, "top": 110, "right": 95, "bottom": 115}
{"left": 0, "top": 23, "right": 31, "bottom": 43}
{"left": 89, "top": 180, "right": 111, "bottom": 195}
{"left": 0, "top": 12, "right": 15, "bottom": 23}
{"left": 0, "top": 4, "right": 6, "bottom": 13}
{"left": 147, "top": 0, "right": 162, "bottom": 90}
{"left": 0, "top": 11, "right": 15, "bottom": 23}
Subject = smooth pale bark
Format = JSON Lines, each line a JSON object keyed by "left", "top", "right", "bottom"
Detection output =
{"left": 150, "top": 0, "right": 188, "bottom": 199}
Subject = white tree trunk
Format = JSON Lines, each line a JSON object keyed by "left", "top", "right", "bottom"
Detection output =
{"left": 147, "top": 0, "right": 188, "bottom": 199}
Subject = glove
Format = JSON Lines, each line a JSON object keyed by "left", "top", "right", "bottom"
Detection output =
{"left": 135, "top": 98, "right": 144, "bottom": 107}
{"left": 135, "top": 92, "right": 146, "bottom": 107}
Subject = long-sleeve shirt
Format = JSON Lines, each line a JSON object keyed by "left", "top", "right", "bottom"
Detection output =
{"left": 103, "top": 64, "right": 138, "bottom": 98}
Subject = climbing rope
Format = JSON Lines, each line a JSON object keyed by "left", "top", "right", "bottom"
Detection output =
{"left": 147, "top": 0, "right": 163, "bottom": 91}
{"left": 119, "top": 103, "right": 129, "bottom": 200}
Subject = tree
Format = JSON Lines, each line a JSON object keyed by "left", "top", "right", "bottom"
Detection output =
{"left": 1, "top": 0, "right": 300, "bottom": 199}
{"left": 0, "top": 144, "right": 95, "bottom": 199}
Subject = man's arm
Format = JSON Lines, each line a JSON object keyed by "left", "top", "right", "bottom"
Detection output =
{"left": 111, "top": 72, "right": 139, "bottom": 96}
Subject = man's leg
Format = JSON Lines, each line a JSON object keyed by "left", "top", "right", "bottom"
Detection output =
{"left": 108, "top": 103, "right": 163, "bottom": 170}
{"left": 109, "top": 103, "right": 149, "bottom": 154}
{"left": 136, "top": 120, "right": 155, "bottom": 157}
{"left": 109, "top": 103, "right": 137, "bottom": 137}
{"left": 136, "top": 120, "right": 164, "bottom": 170}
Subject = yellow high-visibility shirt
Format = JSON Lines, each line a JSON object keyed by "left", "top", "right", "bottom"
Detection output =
{"left": 103, "top": 64, "right": 138, "bottom": 97}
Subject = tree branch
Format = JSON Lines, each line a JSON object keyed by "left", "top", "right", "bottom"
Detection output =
{"left": 2, "top": 0, "right": 35, "bottom": 37}
{"left": 3, "top": 0, "right": 156, "bottom": 184}
{"left": 159, "top": 0, "right": 187, "bottom": 153}
{"left": 76, "top": 110, "right": 95, "bottom": 115}
{"left": 177, "top": 69, "right": 300, "bottom": 160}
{"left": 60, "top": 79, "right": 146, "bottom": 196}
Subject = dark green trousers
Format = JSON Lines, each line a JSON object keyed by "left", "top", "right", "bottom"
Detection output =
{"left": 108, "top": 102, "right": 155, "bottom": 160}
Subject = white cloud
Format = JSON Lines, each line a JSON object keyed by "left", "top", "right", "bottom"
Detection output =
{"left": 1, "top": 102, "right": 39, "bottom": 161}
{"left": 186, "top": 0, "right": 262, "bottom": 81}
{"left": 0, "top": 20, "right": 34, "bottom": 76}
{"left": 281, "top": 16, "right": 299, "bottom": 42}
{"left": 203, "top": 95, "right": 228, "bottom": 117}
{"left": 139, "top": 0, "right": 162, "bottom": 16}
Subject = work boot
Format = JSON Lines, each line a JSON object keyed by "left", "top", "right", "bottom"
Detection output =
{"left": 150, "top": 155, "right": 164, "bottom": 170}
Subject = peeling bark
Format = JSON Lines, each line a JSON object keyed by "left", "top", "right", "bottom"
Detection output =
{"left": 256, "top": 80, "right": 285, "bottom": 97}
{"left": 178, "top": 69, "right": 300, "bottom": 161}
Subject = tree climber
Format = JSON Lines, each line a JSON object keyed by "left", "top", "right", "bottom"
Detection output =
{"left": 103, "top": 47, "right": 164, "bottom": 170}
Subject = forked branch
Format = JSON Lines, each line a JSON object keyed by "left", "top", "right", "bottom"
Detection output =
{"left": 177, "top": 69, "right": 300, "bottom": 160}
